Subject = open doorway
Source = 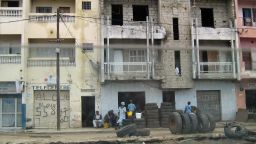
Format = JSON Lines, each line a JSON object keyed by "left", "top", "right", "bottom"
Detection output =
{"left": 132, "top": 5, "right": 148, "bottom": 21}
{"left": 201, "top": 8, "right": 214, "bottom": 27}
{"left": 245, "top": 90, "right": 256, "bottom": 113}
{"left": 81, "top": 96, "right": 95, "bottom": 127}
{"left": 162, "top": 91, "right": 175, "bottom": 109}
{"left": 201, "top": 51, "right": 208, "bottom": 72}
{"left": 112, "top": 5, "right": 123, "bottom": 25}
{"left": 118, "top": 92, "right": 145, "bottom": 112}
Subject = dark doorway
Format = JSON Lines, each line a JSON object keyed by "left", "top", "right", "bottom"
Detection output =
{"left": 133, "top": 5, "right": 149, "bottom": 21}
{"left": 202, "top": 51, "right": 208, "bottom": 72}
{"left": 245, "top": 90, "right": 256, "bottom": 113}
{"left": 112, "top": 5, "right": 123, "bottom": 25}
{"left": 81, "top": 96, "right": 95, "bottom": 127}
{"left": 201, "top": 8, "right": 214, "bottom": 27}
{"left": 162, "top": 91, "right": 175, "bottom": 108}
{"left": 118, "top": 92, "right": 145, "bottom": 112}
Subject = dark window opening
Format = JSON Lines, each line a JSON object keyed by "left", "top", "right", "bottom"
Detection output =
{"left": 243, "top": 8, "right": 252, "bottom": 26}
{"left": 243, "top": 52, "right": 252, "bottom": 70}
{"left": 245, "top": 90, "right": 256, "bottom": 113}
{"left": 173, "top": 18, "right": 179, "bottom": 40}
{"left": 162, "top": 91, "right": 175, "bottom": 109}
{"left": 82, "top": 1, "right": 91, "bottom": 10}
{"left": 118, "top": 92, "right": 145, "bottom": 112}
{"left": 112, "top": 5, "right": 123, "bottom": 25}
{"left": 175, "top": 51, "right": 181, "bottom": 75}
{"left": 133, "top": 5, "right": 148, "bottom": 21}
{"left": 2, "top": 1, "right": 19, "bottom": 7}
{"left": 201, "top": 8, "right": 214, "bottom": 27}
{"left": 36, "top": 7, "right": 52, "bottom": 13}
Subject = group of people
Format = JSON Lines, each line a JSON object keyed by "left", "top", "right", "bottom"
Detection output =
{"left": 92, "top": 100, "right": 136, "bottom": 128}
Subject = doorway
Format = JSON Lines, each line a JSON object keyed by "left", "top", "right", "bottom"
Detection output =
{"left": 201, "top": 8, "right": 214, "bottom": 27}
{"left": 202, "top": 51, "right": 208, "bottom": 72}
{"left": 162, "top": 91, "right": 175, "bottom": 109}
{"left": 118, "top": 92, "right": 145, "bottom": 112}
{"left": 245, "top": 90, "right": 256, "bottom": 113}
{"left": 81, "top": 96, "right": 95, "bottom": 127}
{"left": 112, "top": 5, "right": 123, "bottom": 25}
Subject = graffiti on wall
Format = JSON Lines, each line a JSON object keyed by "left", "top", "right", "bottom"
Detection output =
{"left": 34, "top": 90, "right": 70, "bottom": 128}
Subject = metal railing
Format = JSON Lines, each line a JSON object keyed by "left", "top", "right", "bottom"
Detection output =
{"left": 0, "top": 7, "right": 22, "bottom": 17}
{"left": 27, "top": 58, "right": 75, "bottom": 67}
{"left": 29, "top": 13, "right": 75, "bottom": 22}
{"left": 199, "top": 62, "right": 233, "bottom": 73}
{"left": 104, "top": 62, "right": 151, "bottom": 74}
{"left": 0, "top": 54, "right": 21, "bottom": 64}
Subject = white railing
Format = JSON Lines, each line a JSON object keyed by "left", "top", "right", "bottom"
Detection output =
{"left": 27, "top": 58, "right": 75, "bottom": 67}
{"left": 199, "top": 62, "right": 233, "bottom": 73}
{"left": 0, "top": 54, "right": 21, "bottom": 64}
{"left": 29, "top": 13, "right": 75, "bottom": 22}
{"left": 104, "top": 62, "right": 151, "bottom": 74}
{"left": 0, "top": 7, "right": 22, "bottom": 17}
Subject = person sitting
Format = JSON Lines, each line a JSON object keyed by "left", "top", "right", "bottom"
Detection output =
{"left": 93, "top": 111, "right": 103, "bottom": 128}
{"left": 104, "top": 110, "right": 117, "bottom": 127}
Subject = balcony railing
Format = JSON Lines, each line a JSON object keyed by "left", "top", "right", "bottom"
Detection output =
{"left": 199, "top": 62, "right": 233, "bottom": 73}
{"left": 0, "top": 7, "right": 22, "bottom": 17}
{"left": 29, "top": 13, "right": 75, "bottom": 22}
{"left": 104, "top": 62, "right": 151, "bottom": 74}
{"left": 0, "top": 54, "right": 21, "bottom": 64}
{"left": 27, "top": 58, "right": 75, "bottom": 67}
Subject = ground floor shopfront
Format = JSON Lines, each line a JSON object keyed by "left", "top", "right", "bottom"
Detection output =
{"left": 101, "top": 80, "right": 237, "bottom": 121}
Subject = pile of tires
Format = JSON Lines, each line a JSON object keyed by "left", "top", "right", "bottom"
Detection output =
{"left": 160, "top": 102, "right": 175, "bottom": 128}
{"left": 116, "top": 124, "right": 150, "bottom": 137}
{"left": 145, "top": 103, "right": 160, "bottom": 128}
{"left": 168, "top": 111, "right": 216, "bottom": 134}
{"left": 134, "top": 118, "right": 146, "bottom": 128}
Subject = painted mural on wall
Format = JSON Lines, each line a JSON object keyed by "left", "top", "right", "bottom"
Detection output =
{"left": 34, "top": 90, "right": 70, "bottom": 128}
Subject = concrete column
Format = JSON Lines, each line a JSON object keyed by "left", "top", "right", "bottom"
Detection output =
{"left": 195, "top": 18, "right": 200, "bottom": 78}
{"left": 230, "top": 20, "right": 236, "bottom": 79}
{"left": 101, "top": 16, "right": 105, "bottom": 83}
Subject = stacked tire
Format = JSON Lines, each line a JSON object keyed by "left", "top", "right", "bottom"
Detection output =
{"left": 134, "top": 118, "right": 146, "bottom": 128}
{"left": 160, "top": 102, "right": 175, "bottom": 128}
{"left": 145, "top": 103, "right": 160, "bottom": 128}
{"left": 168, "top": 111, "right": 216, "bottom": 134}
{"left": 116, "top": 124, "right": 150, "bottom": 137}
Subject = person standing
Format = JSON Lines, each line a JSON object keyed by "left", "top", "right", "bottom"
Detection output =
{"left": 127, "top": 100, "right": 136, "bottom": 118}
{"left": 184, "top": 101, "right": 192, "bottom": 113}
{"left": 117, "top": 102, "right": 126, "bottom": 126}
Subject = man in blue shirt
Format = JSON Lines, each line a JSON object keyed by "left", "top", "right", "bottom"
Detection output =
{"left": 184, "top": 101, "right": 192, "bottom": 113}
{"left": 127, "top": 100, "right": 136, "bottom": 113}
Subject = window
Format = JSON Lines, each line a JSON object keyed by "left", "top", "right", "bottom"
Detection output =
{"left": 36, "top": 7, "right": 52, "bottom": 13}
{"left": 112, "top": 5, "right": 123, "bottom": 25}
{"left": 175, "top": 51, "right": 181, "bottom": 75}
{"left": 1, "top": 1, "right": 19, "bottom": 7}
{"left": 82, "top": 43, "right": 93, "bottom": 52}
{"left": 129, "top": 49, "right": 146, "bottom": 62}
{"left": 0, "top": 44, "right": 20, "bottom": 54}
{"left": 29, "top": 46, "right": 74, "bottom": 58}
{"left": 201, "top": 8, "right": 214, "bottom": 27}
{"left": 242, "top": 8, "right": 256, "bottom": 26}
{"left": 82, "top": 1, "right": 91, "bottom": 10}
{"left": 132, "top": 5, "right": 149, "bottom": 21}
{"left": 243, "top": 52, "right": 252, "bottom": 70}
{"left": 173, "top": 18, "right": 179, "bottom": 40}
{"left": 59, "top": 7, "right": 71, "bottom": 13}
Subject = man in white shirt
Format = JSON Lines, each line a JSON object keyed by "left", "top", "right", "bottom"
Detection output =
{"left": 93, "top": 111, "right": 103, "bottom": 128}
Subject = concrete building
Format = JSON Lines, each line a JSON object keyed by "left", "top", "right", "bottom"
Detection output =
{"left": 235, "top": 0, "right": 256, "bottom": 115}
{"left": 189, "top": 0, "right": 238, "bottom": 121}
{"left": 0, "top": 0, "right": 101, "bottom": 129}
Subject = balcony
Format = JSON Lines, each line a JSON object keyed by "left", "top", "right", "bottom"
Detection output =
{"left": 0, "top": 7, "right": 22, "bottom": 17}
{"left": 29, "top": 13, "right": 75, "bottom": 23}
{"left": 192, "top": 27, "right": 233, "bottom": 40}
{"left": 198, "top": 62, "right": 235, "bottom": 79}
{"left": 104, "top": 62, "right": 151, "bottom": 80}
{"left": 104, "top": 22, "right": 166, "bottom": 39}
{"left": 0, "top": 54, "right": 21, "bottom": 64}
{"left": 27, "top": 58, "right": 75, "bottom": 67}
{"left": 237, "top": 17, "right": 256, "bottom": 38}
{"left": 0, "top": 54, "right": 21, "bottom": 81}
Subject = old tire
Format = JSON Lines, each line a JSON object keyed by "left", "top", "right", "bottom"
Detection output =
{"left": 224, "top": 123, "right": 248, "bottom": 139}
{"left": 197, "top": 113, "right": 210, "bottom": 133}
{"left": 116, "top": 124, "right": 137, "bottom": 137}
{"left": 168, "top": 112, "right": 182, "bottom": 134}
{"left": 206, "top": 114, "right": 216, "bottom": 131}
{"left": 188, "top": 113, "right": 198, "bottom": 133}
{"left": 180, "top": 113, "right": 192, "bottom": 134}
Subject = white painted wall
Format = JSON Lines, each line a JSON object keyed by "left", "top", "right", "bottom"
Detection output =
{"left": 101, "top": 81, "right": 162, "bottom": 116}
{"left": 175, "top": 80, "right": 237, "bottom": 121}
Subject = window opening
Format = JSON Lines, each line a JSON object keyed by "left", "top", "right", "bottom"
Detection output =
{"left": 174, "top": 51, "right": 181, "bottom": 75}
{"left": 112, "top": 5, "right": 123, "bottom": 25}
{"left": 173, "top": 18, "right": 179, "bottom": 40}
{"left": 201, "top": 8, "right": 214, "bottom": 27}
{"left": 82, "top": 1, "right": 91, "bottom": 10}
{"left": 133, "top": 5, "right": 149, "bottom": 21}
{"left": 36, "top": 7, "right": 52, "bottom": 13}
